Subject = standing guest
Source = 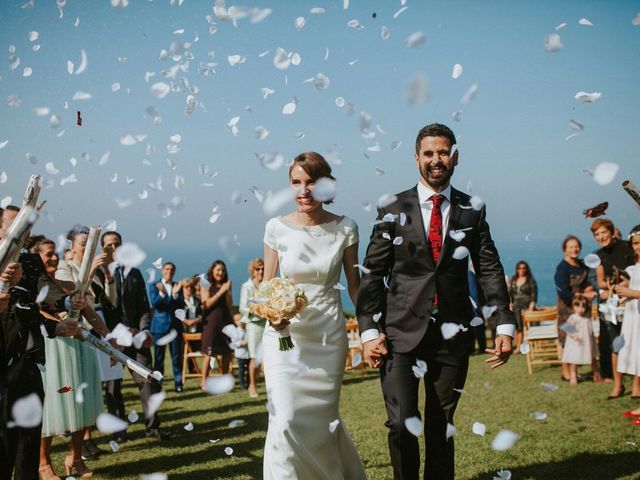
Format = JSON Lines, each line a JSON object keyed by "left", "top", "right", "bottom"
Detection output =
{"left": 554, "top": 235, "right": 596, "bottom": 382}
{"left": 509, "top": 261, "right": 538, "bottom": 353}
{"left": 55, "top": 226, "right": 112, "bottom": 464}
{"left": 200, "top": 260, "right": 233, "bottom": 390}
{"left": 615, "top": 225, "right": 640, "bottom": 400}
{"left": 99, "top": 231, "right": 169, "bottom": 440}
{"left": 37, "top": 236, "right": 111, "bottom": 479}
{"left": 358, "top": 123, "right": 515, "bottom": 479}
{"left": 591, "top": 218, "right": 635, "bottom": 398}
{"left": 561, "top": 296, "right": 600, "bottom": 385}
{"left": 239, "top": 258, "right": 266, "bottom": 397}
{"left": 149, "top": 262, "right": 184, "bottom": 392}
{"left": 231, "top": 313, "right": 250, "bottom": 389}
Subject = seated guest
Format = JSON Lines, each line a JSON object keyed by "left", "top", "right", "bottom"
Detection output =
{"left": 182, "top": 277, "right": 203, "bottom": 334}
{"left": 149, "top": 262, "right": 184, "bottom": 392}
{"left": 592, "top": 218, "right": 635, "bottom": 398}
{"left": 509, "top": 261, "right": 538, "bottom": 353}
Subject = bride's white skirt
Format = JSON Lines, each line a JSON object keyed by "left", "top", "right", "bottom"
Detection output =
{"left": 262, "top": 322, "right": 366, "bottom": 480}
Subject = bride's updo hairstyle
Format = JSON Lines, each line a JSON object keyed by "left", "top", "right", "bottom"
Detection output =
{"left": 289, "top": 151, "right": 336, "bottom": 205}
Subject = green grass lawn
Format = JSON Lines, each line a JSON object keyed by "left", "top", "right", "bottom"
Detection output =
{"left": 49, "top": 354, "right": 640, "bottom": 479}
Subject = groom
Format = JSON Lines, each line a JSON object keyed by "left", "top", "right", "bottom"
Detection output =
{"left": 357, "top": 123, "right": 515, "bottom": 479}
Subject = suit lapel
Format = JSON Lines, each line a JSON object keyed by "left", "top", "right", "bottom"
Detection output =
{"left": 437, "top": 187, "right": 464, "bottom": 268}
{"left": 405, "top": 187, "right": 435, "bottom": 270}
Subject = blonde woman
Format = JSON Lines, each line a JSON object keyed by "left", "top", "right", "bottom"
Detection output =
{"left": 239, "top": 258, "right": 266, "bottom": 397}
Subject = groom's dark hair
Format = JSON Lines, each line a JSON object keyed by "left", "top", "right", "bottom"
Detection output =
{"left": 415, "top": 123, "right": 457, "bottom": 153}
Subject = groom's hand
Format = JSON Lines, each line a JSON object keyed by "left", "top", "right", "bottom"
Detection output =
{"left": 485, "top": 334, "right": 513, "bottom": 369}
{"left": 363, "top": 333, "right": 388, "bottom": 368}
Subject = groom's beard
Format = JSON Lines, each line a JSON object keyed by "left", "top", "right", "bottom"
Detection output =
{"left": 420, "top": 162, "right": 455, "bottom": 189}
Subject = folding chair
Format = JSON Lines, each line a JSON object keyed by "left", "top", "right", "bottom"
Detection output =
{"left": 522, "top": 307, "right": 562, "bottom": 375}
{"left": 345, "top": 317, "right": 366, "bottom": 376}
{"left": 181, "top": 332, "right": 204, "bottom": 384}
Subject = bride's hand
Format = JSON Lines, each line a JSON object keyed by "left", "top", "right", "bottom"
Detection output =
{"left": 271, "top": 319, "right": 290, "bottom": 332}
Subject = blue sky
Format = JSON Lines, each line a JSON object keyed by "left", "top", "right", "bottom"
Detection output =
{"left": 1, "top": 0, "right": 639, "bottom": 303}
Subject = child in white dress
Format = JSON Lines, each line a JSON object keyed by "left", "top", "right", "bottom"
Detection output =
{"left": 562, "top": 296, "right": 599, "bottom": 385}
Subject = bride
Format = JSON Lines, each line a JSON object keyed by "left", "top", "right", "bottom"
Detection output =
{"left": 261, "top": 152, "right": 367, "bottom": 479}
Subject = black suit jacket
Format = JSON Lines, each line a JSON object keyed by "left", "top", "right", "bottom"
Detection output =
{"left": 103, "top": 267, "right": 151, "bottom": 332}
{"left": 356, "top": 186, "right": 515, "bottom": 354}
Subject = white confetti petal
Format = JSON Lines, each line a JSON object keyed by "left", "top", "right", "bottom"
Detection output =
{"left": 449, "top": 230, "right": 466, "bottom": 242}
{"left": 381, "top": 26, "right": 391, "bottom": 40}
{"left": 491, "top": 430, "right": 520, "bottom": 451}
{"left": 335, "top": 97, "right": 345, "bottom": 107}
{"left": 328, "top": 419, "right": 340, "bottom": 433}
{"left": 295, "top": 16, "right": 306, "bottom": 31}
{"left": 544, "top": 33, "right": 563, "bottom": 52}
{"left": 312, "top": 177, "right": 336, "bottom": 202}
{"left": 584, "top": 253, "right": 602, "bottom": 269}
{"left": 441, "top": 323, "right": 461, "bottom": 340}
{"left": 482, "top": 305, "right": 497, "bottom": 319}
{"left": 347, "top": 19, "right": 362, "bottom": 30}
{"left": 0, "top": 141, "right": 8, "bottom": 151}
{"left": 569, "top": 119, "right": 584, "bottom": 131}
{"left": 452, "top": 246, "right": 469, "bottom": 260}
{"left": 575, "top": 91, "right": 601, "bottom": 103}
{"left": 494, "top": 469, "right": 512, "bottom": 480}
{"left": 461, "top": 83, "right": 479, "bottom": 104}
{"left": 404, "top": 416, "right": 423, "bottom": 437}
{"left": 109, "top": 440, "right": 120, "bottom": 452}
{"left": 75, "top": 49, "right": 88, "bottom": 75}
{"left": 470, "top": 195, "right": 484, "bottom": 210}
{"left": 392, "top": 237, "right": 403, "bottom": 246}
{"left": 333, "top": 282, "right": 346, "bottom": 291}
{"left": 446, "top": 423, "right": 456, "bottom": 440}
{"left": 373, "top": 312, "right": 382, "bottom": 323}
{"left": 520, "top": 343, "right": 530, "bottom": 354}
{"left": 310, "top": 7, "right": 325, "bottom": 14}
{"left": 405, "top": 31, "right": 426, "bottom": 48}
{"left": 530, "top": 411, "right": 547, "bottom": 421}
{"left": 452, "top": 63, "right": 463, "bottom": 79}
{"left": 184, "top": 422, "right": 194, "bottom": 431}
{"left": 114, "top": 243, "right": 146, "bottom": 268}
{"left": 96, "top": 413, "right": 128, "bottom": 433}
{"left": 23, "top": 67, "right": 32, "bottom": 77}
{"left": 204, "top": 374, "right": 235, "bottom": 395}
{"left": 377, "top": 193, "right": 397, "bottom": 208}
{"left": 592, "top": 162, "right": 619, "bottom": 185}
{"left": 578, "top": 17, "right": 593, "bottom": 26}
{"left": 470, "top": 317, "right": 484, "bottom": 327}
{"left": 151, "top": 82, "right": 171, "bottom": 98}
{"left": 412, "top": 359, "right": 428, "bottom": 378}
{"left": 633, "top": 12, "right": 640, "bottom": 25}
{"left": 72, "top": 91, "right": 92, "bottom": 100}
{"left": 394, "top": 6, "right": 408, "bottom": 18}
{"left": 541, "top": 382, "right": 559, "bottom": 391}
{"left": 227, "top": 54, "right": 246, "bottom": 66}
{"left": 353, "top": 264, "right": 371, "bottom": 275}
{"left": 406, "top": 72, "right": 429, "bottom": 106}
{"left": 282, "top": 101, "right": 297, "bottom": 115}
{"left": 147, "top": 391, "right": 166, "bottom": 418}
{"left": 224, "top": 447, "right": 233, "bottom": 456}
{"left": 127, "top": 410, "right": 139, "bottom": 423}
{"left": 28, "top": 31, "right": 39, "bottom": 41}
{"left": 9, "top": 393, "right": 42, "bottom": 428}
{"left": 472, "top": 421, "right": 486, "bottom": 436}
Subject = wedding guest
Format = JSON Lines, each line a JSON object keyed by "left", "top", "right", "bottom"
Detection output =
{"left": 231, "top": 313, "right": 250, "bottom": 389}
{"left": 181, "top": 277, "right": 202, "bottom": 335}
{"left": 615, "top": 225, "right": 640, "bottom": 399}
{"left": 509, "top": 261, "right": 538, "bottom": 353}
{"left": 591, "top": 218, "right": 634, "bottom": 398}
{"left": 554, "top": 235, "right": 596, "bottom": 382}
{"left": 239, "top": 258, "right": 266, "bottom": 397}
{"left": 55, "top": 226, "right": 112, "bottom": 467}
{"left": 99, "top": 231, "right": 168, "bottom": 440}
{"left": 36, "top": 236, "right": 110, "bottom": 479}
{"left": 200, "top": 260, "right": 233, "bottom": 389}
{"left": 561, "top": 296, "right": 600, "bottom": 385}
{"left": 149, "top": 262, "right": 184, "bottom": 392}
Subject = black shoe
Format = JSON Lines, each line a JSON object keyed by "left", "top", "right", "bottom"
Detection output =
{"left": 145, "top": 428, "right": 172, "bottom": 440}
{"left": 81, "top": 444, "right": 96, "bottom": 461}
{"left": 175, "top": 385, "right": 183, "bottom": 393}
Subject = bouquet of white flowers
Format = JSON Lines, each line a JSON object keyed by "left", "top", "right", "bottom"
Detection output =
{"left": 249, "top": 277, "right": 308, "bottom": 351}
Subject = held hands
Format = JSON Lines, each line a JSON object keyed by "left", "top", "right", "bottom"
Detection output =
{"left": 485, "top": 334, "right": 513, "bottom": 369}
{"left": 56, "top": 319, "right": 81, "bottom": 338}
{"left": 363, "top": 333, "right": 388, "bottom": 369}
{"left": 1, "top": 262, "right": 23, "bottom": 287}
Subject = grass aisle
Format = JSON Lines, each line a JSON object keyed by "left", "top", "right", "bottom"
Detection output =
{"left": 50, "top": 354, "right": 640, "bottom": 479}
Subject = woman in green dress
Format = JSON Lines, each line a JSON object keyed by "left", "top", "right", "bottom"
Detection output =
{"left": 35, "top": 232, "right": 110, "bottom": 479}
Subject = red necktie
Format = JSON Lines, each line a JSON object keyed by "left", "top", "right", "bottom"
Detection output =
{"left": 428, "top": 194, "right": 445, "bottom": 264}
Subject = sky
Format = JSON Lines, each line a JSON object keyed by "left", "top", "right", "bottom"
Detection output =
{"left": 1, "top": 0, "right": 639, "bottom": 305}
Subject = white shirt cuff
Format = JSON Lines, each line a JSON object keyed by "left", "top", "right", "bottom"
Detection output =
{"left": 496, "top": 324, "right": 515, "bottom": 338}
{"left": 360, "top": 328, "right": 380, "bottom": 344}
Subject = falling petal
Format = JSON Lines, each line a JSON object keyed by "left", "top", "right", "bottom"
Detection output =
{"left": 151, "top": 82, "right": 171, "bottom": 98}
{"left": 470, "top": 317, "right": 483, "bottom": 327}
{"left": 8, "top": 393, "right": 42, "bottom": 428}
{"left": 452, "top": 63, "right": 463, "bottom": 79}
{"left": 282, "top": 101, "right": 296, "bottom": 114}
{"left": 530, "top": 411, "right": 547, "bottom": 421}
{"left": 184, "top": 422, "right": 194, "bottom": 431}
{"left": 446, "top": 423, "right": 456, "bottom": 440}
{"left": 0, "top": 141, "right": 8, "bottom": 151}
{"left": 575, "top": 91, "right": 601, "bottom": 103}
{"left": 335, "top": 97, "right": 346, "bottom": 107}
{"left": 404, "top": 416, "right": 422, "bottom": 437}
{"left": 114, "top": 243, "right": 146, "bottom": 268}
{"left": 23, "top": 67, "right": 32, "bottom": 77}
{"left": 75, "top": 49, "right": 88, "bottom": 75}
{"left": 472, "top": 421, "right": 486, "bottom": 436}
{"left": 633, "top": 12, "right": 640, "bottom": 25}
{"left": 147, "top": 391, "right": 166, "bottom": 418}
{"left": 45, "top": 162, "right": 59, "bottom": 175}
{"left": 544, "top": 33, "right": 563, "bottom": 52}
{"left": 412, "top": 359, "right": 428, "bottom": 378}
{"left": 204, "top": 374, "right": 235, "bottom": 395}
{"left": 405, "top": 31, "right": 426, "bottom": 48}
{"left": 295, "top": 16, "right": 306, "bottom": 31}
{"left": 312, "top": 177, "right": 336, "bottom": 202}
{"left": 491, "top": 430, "right": 520, "bottom": 451}
{"left": 470, "top": 195, "right": 484, "bottom": 210}
{"left": 381, "top": 26, "right": 391, "bottom": 40}
{"left": 72, "top": 91, "right": 92, "bottom": 100}
{"left": 392, "top": 237, "right": 403, "bottom": 246}
{"left": 224, "top": 447, "right": 233, "bottom": 456}
{"left": 592, "top": 162, "right": 618, "bottom": 185}
{"left": 354, "top": 264, "right": 371, "bottom": 275}
{"left": 377, "top": 193, "right": 397, "bottom": 208}
{"left": 109, "top": 440, "right": 120, "bottom": 452}
{"left": 140, "top": 474, "right": 167, "bottom": 480}
{"left": 584, "top": 253, "right": 601, "bottom": 268}
{"left": 569, "top": 119, "right": 584, "bottom": 131}
{"left": 461, "top": 83, "right": 479, "bottom": 104}
{"left": 328, "top": 419, "right": 340, "bottom": 433}
{"left": 441, "top": 323, "right": 461, "bottom": 340}
{"left": 452, "top": 246, "right": 469, "bottom": 260}
{"left": 578, "top": 17, "right": 593, "bottom": 26}
{"left": 227, "top": 54, "right": 246, "bottom": 66}
{"left": 373, "top": 312, "right": 382, "bottom": 323}
{"left": 96, "top": 413, "right": 128, "bottom": 433}
{"left": 494, "top": 470, "right": 512, "bottom": 480}
{"left": 449, "top": 230, "right": 466, "bottom": 242}
{"left": 347, "top": 19, "right": 362, "bottom": 30}
{"left": 111, "top": 82, "right": 121, "bottom": 92}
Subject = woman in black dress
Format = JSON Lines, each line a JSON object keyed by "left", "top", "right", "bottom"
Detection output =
{"left": 200, "top": 260, "right": 233, "bottom": 390}
{"left": 509, "top": 260, "right": 538, "bottom": 353}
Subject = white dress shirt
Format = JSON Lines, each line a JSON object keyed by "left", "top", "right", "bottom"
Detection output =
{"left": 160, "top": 279, "right": 179, "bottom": 299}
{"left": 361, "top": 180, "right": 514, "bottom": 344}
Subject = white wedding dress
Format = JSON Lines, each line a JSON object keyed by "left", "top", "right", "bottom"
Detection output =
{"left": 262, "top": 215, "right": 366, "bottom": 480}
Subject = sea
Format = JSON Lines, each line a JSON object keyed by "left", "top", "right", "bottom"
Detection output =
{"left": 141, "top": 237, "right": 601, "bottom": 314}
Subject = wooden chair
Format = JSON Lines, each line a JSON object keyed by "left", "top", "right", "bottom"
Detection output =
{"left": 345, "top": 317, "right": 366, "bottom": 375}
{"left": 522, "top": 307, "right": 562, "bottom": 375}
{"left": 181, "top": 332, "right": 204, "bottom": 384}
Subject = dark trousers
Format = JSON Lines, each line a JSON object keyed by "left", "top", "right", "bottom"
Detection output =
{"left": 473, "top": 324, "right": 487, "bottom": 353}
{"left": 0, "top": 360, "right": 43, "bottom": 480}
{"left": 104, "top": 379, "right": 126, "bottom": 434}
{"left": 236, "top": 358, "right": 249, "bottom": 389}
{"left": 381, "top": 323, "right": 470, "bottom": 480}
{"left": 152, "top": 333, "right": 183, "bottom": 387}
{"left": 598, "top": 319, "right": 620, "bottom": 379}
{"left": 119, "top": 346, "right": 161, "bottom": 431}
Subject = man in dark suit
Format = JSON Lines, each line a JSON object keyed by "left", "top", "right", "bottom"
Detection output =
{"left": 357, "top": 123, "right": 515, "bottom": 480}
{"left": 100, "top": 231, "right": 169, "bottom": 440}
{"left": 149, "top": 262, "right": 184, "bottom": 392}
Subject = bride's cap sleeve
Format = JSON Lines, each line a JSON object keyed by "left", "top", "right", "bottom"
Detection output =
{"left": 344, "top": 217, "right": 359, "bottom": 248}
{"left": 263, "top": 218, "right": 278, "bottom": 250}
